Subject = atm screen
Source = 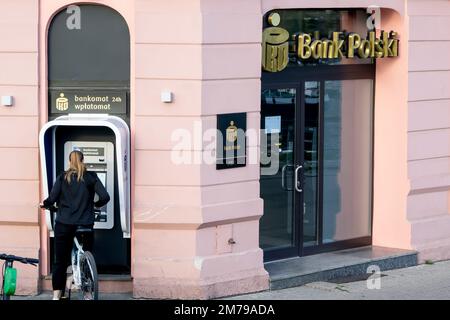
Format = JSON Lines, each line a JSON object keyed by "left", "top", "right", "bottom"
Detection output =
{"left": 97, "top": 172, "right": 107, "bottom": 188}
{"left": 95, "top": 172, "right": 107, "bottom": 216}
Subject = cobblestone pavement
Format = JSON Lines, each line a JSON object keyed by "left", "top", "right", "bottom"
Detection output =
{"left": 12, "top": 260, "right": 450, "bottom": 300}
{"left": 228, "top": 260, "right": 450, "bottom": 300}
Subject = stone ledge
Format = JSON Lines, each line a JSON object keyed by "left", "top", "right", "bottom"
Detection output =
{"left": 266, "top": 246, "right": 418, "bottom": 290}
{"left": 133, "top": 268, "right": 269, "bottom": 299}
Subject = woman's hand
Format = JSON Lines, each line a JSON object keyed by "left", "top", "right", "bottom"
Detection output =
{"left": 40, "top": 203, "right": 57, "bottom": 212}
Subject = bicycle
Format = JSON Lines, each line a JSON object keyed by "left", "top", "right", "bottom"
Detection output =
{"left": 66, "top": 226, "right": 99, "bottom": 300}
{"left": 42, "top": 205, "right": 99, "bottom": 300}
{"left": 0, "top": 254, "right": 39, "bottom": 300}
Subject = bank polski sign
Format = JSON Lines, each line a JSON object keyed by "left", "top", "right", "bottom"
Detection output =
{"left": 262, "top": 12, "right": 399, "bottom": 72}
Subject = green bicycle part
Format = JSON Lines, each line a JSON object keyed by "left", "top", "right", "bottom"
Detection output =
{"left": 3, "top": 267, "right": 17, "bottom": 296}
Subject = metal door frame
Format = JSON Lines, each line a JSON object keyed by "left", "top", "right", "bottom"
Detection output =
{"left": 261, "top": 63, "right": 375, "bottom": 262}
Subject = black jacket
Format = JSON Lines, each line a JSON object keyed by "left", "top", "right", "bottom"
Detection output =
{"left": 43, "top": 171, "right": 110, "bottom": 225}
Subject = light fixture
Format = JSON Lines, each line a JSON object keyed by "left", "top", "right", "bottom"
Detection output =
{"left": 1, "top": 96, "right": 13, "bottom": 107}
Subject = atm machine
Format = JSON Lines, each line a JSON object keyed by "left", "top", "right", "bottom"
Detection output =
{"left": 64, "top": 141, "right": 114, "bottom": 229}
{"left": 39, "top": 114, "right": 131, "bottom": 273}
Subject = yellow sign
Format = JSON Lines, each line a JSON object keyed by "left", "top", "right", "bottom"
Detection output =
{"left": 262, "top": 12, "right": 289, "bottom": 73}
{"left": 50, "top": 90, "right": 127, "bottom": 114}
{"left": 55, "top": 93, "right": 69, "bottom": 111}
{"left": 297, "top": 31, "right": 399, "bottom": 60}
{"left": 262, "top": 13, "right": 399, "bottom": 72}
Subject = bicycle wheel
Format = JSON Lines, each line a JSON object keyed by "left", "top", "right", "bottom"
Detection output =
{"left": 79, "top": 251, "right": 98, "bottom": 300}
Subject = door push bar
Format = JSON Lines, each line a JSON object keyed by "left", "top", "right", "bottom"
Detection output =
{"left": 281, "top": 164, "right": 303, "bottom": 193}
{"left": 294, "top": 165, "right": 303, "bottom": 193}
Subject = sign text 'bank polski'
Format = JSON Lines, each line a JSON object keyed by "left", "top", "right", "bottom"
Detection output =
{"left": 262, "top": 13, "right": 399, "bottom": 72}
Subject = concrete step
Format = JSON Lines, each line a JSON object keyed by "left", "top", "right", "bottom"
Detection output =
{"left": 41, "top": 274, "right": 132, "bottom": 293}
{"left": 266, "top": 246, "right": 418, "bottom": 290}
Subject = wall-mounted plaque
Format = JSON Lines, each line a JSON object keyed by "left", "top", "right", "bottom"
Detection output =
{"left": 50, "top": 90, "right": 127, "bottom": 115}
{"left": 216, "top": 113, "right": 246, "bottom": 170}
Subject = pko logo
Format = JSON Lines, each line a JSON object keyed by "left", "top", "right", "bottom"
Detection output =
{"left": 262, "top": 13, "right": 289, "bottom": 73}
{"left": 56, "top": 93, "right": 69, "bottom": 111}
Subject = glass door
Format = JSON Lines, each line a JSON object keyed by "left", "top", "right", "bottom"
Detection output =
{"left": 260, "top": 86, "right": 301, "bottom": 260}
{"left": 302, "top": 81, "right": 320, "bottom": 248}
{"left": 260, "top": 78, "right": 374, "bottom": 261}
{"left": 261, "top": 82, "right": 323, "bottom": 260}
{"left": 260, "top": 83, "right": 322, "bottom": 260}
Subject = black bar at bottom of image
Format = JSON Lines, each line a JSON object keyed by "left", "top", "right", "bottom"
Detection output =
{"left": 0, "top": 300, "right": 445, "bottom": 319}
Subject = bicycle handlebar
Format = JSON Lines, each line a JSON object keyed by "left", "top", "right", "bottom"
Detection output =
{"left": 0, "top": 254, "right": 39, "bottom": 266}
{"left": 40, "top": 204, "right": 57, "bottom": 212}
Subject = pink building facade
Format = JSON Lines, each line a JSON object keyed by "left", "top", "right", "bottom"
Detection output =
{"left": 0, "top": 0, "right": 449, "bottom": 299}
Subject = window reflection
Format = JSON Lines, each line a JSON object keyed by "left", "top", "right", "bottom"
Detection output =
{"left": 322, "top": 80, "right": 373, "bottom": 242}
{"left": 260, "top": 88, "right": 297, "bottom": 251}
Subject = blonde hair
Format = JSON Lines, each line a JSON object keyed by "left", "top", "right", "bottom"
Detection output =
{"left": 65, "top": 150, "right": 86, "bottom": 183}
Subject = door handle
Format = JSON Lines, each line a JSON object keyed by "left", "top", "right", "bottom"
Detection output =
{"left": 281, "top": 164, "right": 294, "bottom": 191}
{"left": 294, "top": 165, "right": 303, "bottom": 193}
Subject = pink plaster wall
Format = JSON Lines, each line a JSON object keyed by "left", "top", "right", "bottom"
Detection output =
{"left": 133, "top": 0, "right": 269, "bottom": 299}
{"left": 371, "top": 7, "right": 412, "bottom": 250}
{"left": 0, "top": 0, "right": 40, "bottom": 295}
{"left": 334, "top": 80, "right": 373, "bottom": 241}
{"left": 406, "top": 0, "right": 450, "bottom": 262}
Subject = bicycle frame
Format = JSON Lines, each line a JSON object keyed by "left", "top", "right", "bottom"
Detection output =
{"left": 41, "top": 206, "right": 97, "bottom": 300}
{"left": 68, "top": 234, "right": 96, "bottom": 299}
{"left": 71, "top": 236, "right": 84, "bottom": 289}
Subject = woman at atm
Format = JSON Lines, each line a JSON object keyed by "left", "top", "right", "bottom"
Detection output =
{"left": 40, "top": 150, "right": 110, "bottom": 300}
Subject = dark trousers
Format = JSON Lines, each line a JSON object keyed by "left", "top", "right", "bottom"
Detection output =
{"left": 52, "top": 222, "right": 94, "bottom": 290}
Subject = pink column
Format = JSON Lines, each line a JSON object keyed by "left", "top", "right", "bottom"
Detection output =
{"left": 372, "top": 8, "right": 412, "bottom": 249}
{"left": 132, "top": 0, "right": 268, "bottom": 299}
{"left": 0, "top": 0, "right": 40, "bottom": 295}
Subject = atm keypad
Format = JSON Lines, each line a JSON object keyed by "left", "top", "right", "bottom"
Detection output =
{"left": 94, "top": 209, "right": 107, "bottom": 223}
{"left": 95, "top": 214, "right": 107, "bottom": 223}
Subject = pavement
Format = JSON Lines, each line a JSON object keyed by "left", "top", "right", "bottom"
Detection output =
{"left": 229, "top": 260, "right": 450, "bottom": 300}
{"left": 11, "top": 260, "right": 450, "bottom": 300}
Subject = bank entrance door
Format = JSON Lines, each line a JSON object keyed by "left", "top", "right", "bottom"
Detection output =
{"left": 260, "top": 82, "right": 320, "bottom": 260}
{"left": 259, "top": 9, "right": 375, "bottom": 262}
{"left": 260, "top": 73, "right": 374, "bottom": 261}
